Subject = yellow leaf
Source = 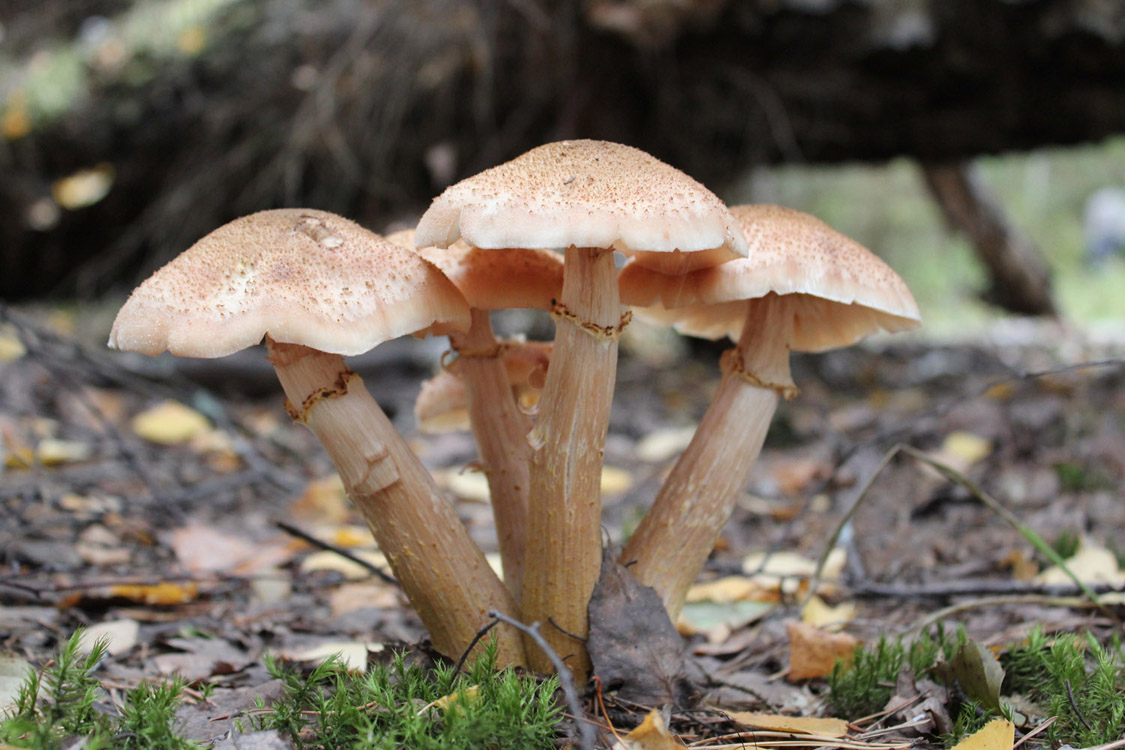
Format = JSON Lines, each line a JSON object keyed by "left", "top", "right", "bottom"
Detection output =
{"left": 935, "top": 431, "right": 991, "bottom": 472}
{"left": 429, "top": 685, "right": 481, "bottom": 714}
{"left": 300, "top": 549, "right": 390, "bottom": 580}
{"left": 332, "top": 524, "right": 374, "bottom": 547}
{"left": 801, "top": 595, "right": 855, "bottom": 629}
{"left": 685, "top": 576, "right": 765, "bottom": 604}
{"left": 0, "top": 330, "right": 26, "bottom": 362}
{"left": 35, "top": 438, "right": 92, "bottom": 466}
{"left": 110, "top": 581, "right": 199, "bottom": 605}
{"left": 617, "top": 709, "right": 687, "bottom": 749}
{"left": 1037, "top": 544, "right": 1125, "bottom": 586}
{"left": 1, "top": 92, "right": 31, "bottom": 141}
{"left": 635, "top": 426, "right": 695, "bottom": 463}
{"left": 132, "top": 401, "right": 210, "bottom": 444}
{"left": 729, "top": 712, "right": 849, "bottom": 738}
{"left": 950, "top": 718, "right": 1014, "bottom": 750}
{"left": 176, "top": 25, "right": 206, "bottom": 54}
{"left": 51, "top": 163, "right": 115, "bottom": 210}
{"left": 600, "top": 465, "right": 634, "bottom": 496}
{"left": 440, "top": 469, "right": 491, "bottom": 503}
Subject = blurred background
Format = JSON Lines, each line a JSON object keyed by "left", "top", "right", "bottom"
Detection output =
{"left": 1, "top": 0, "right": 1124, "bottom": 338}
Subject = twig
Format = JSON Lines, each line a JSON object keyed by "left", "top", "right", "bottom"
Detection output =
{"left": 1065, "top": 678, "right": 1095, "bottom": 732}
{"left": 852, "top": 578, "right": 1125, "bottom": 600}
{"left": 906, "top": 595, "right": 1095, "bottom": 634}
{"left": 1011, "top": 716, "right": 1055, "bottom": 749}
{"left": 486, "top": 609, "right": 597, "bottom": 750}
{"left": 275, "top": 521, "right": 397, "bottom": 586}
{"left": 453, "top": 618, "right": 500, "bottom": 675}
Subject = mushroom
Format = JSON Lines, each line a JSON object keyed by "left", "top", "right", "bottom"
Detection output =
{"left": 109, "top": 208, "right": 526, "bottom": 666}
{"left": 415, "top": 341, "right": 551, "bottom": 434}
{"left": 619, "top": 204, "right": 921, "bottom": 618}
{"left": 415, "top": 140, "right": 747, "bottom": 675}
{"left": 389, "top": 228, "right": 562, "bottom": 600}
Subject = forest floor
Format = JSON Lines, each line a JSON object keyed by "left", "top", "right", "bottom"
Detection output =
{"left": 1, "top": 305, "right": 1123, "bottom": 748}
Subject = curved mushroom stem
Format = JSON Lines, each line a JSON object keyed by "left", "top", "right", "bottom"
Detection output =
{"left": 620, "top": 293, "right": 796, "bottom": 619}
{"left": 449, "top": 309, "right": 532, "bottom": 601}
{"left": 522, "top": 246, "right": 621, "bottom": 677}
{"left": 266, "top": 338, "right": 527, "bottom": 668}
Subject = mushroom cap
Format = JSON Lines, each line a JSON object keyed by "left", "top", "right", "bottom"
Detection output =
{"left": 415, "top": 340, "right": 551, "bottom": 433}
{"left": 109, "top": 209, "right": 471, "bottom": 358}
{"left": 621, "top": 204, "right": 921, "bottom": 351}
{"left": 392, "top": 228, "right": 564, "bottom": 311}
{"left": 414, "top": 140, "right": 747, "bottom": 271}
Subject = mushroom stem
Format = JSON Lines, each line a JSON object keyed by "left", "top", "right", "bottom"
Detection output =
{"left": 620, "top": 293, "right": 795, "bottom": 619}
{"left": 449, "top": 309, "right": 532, "bottom": 601}
{"left": 266, "top": 338, "right": 527, "bottom": 667}
{"left": 522, "top": 246, "right": 621, "bottom": 677}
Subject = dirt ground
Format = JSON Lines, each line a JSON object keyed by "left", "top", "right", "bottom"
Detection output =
{"left": 1, "top": 305, "right": 1123, "bottom": 743}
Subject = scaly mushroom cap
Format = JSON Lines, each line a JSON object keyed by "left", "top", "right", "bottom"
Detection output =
{"left": 621, "top": 204, "right": 921, "bottom": 351}
{"left": 415, "top": 140, "right": 747, "bottom": 272}
{"left": 109, "top": 209, "right": 471, "bottom": 358}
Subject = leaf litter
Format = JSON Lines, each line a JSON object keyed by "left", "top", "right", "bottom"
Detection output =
{"left": 1, "top": 305, "right": 1124, "bottom": 748}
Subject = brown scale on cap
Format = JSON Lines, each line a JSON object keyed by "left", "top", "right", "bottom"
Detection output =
{"left": 110, "top": 209, "right": 470, "bottom": 358}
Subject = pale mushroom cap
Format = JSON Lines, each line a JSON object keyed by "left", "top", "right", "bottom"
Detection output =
{"left": 414, "top": 140, "right": 747, "bottom": 268}
{"left": 621, "top": 204, "right": 921, "bottom": 351}
{"left": 109, "top": 209, "right": 471, "bottom": 358}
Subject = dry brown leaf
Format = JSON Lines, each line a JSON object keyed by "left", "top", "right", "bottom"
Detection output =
{"left": 950, "top": 718, "right": 1014, "bottom": 750}
{"left": 729, "top": 712, "right": 849, "bottom": 738}
{"left": 786, "top": 621, "right": 859, "bottom": 681}
{"left": 328, "top": 582, "right": 401, "bottom": 617}
{"left": 770, "top": 457, "right": 832, "bottom": 495}
{"left": 169, "top": 523, "right": 292, "bottom": 575}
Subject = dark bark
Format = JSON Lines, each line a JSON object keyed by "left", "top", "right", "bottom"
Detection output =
{"left": 922, "top": 161, "right": 1058, "bottom": 316}
{"left": 1, "top": 0, "right": 1123, "bottom": 299}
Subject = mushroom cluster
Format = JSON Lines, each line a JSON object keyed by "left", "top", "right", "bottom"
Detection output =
{"left": 109, "top": 142, "right": 920, "bottom": 681}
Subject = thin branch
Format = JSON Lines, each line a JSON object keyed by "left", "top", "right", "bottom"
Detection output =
{"left": 275, "top": 521, "right": 397, "bottom": 587}
{"left": 486, "top": 609, "right": 597, "bottom": 750}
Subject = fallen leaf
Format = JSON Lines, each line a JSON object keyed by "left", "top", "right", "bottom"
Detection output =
{"left": 153, "top": 638, "right": 252, "bottom": 682}
{"left": 677, "top": 600, "right": 773, "bottom": 639}
{"left": 769, "top": 457, "right": 832, "bottom": 495}
{"left": 0, "top": 329, "right": 26, "bottom": 362}
{"left": 289, "top": 475, "right": 350, "bottom": 523}
{"left": 109, "top": 581, "right": 199, "bottom": 605}
{"left": 212, "top": 730, "right": 292, "bottom": 750}
{"left": 132, "top": 401, "right": 211, "bottom": 444}
{"left": 600, "top": 466, "right": 634, "bottom": 496}
{"left": 78, "top": 619, "right": 139, "bottom": 656}
{"left": 328, "top": 582, "right": 401, "bottom": 617}
{"left": 950, "top": 718, "right": 1014, "bottom": 750}
{"left": 300, "top": 549, "right": 390, "bottom": 580}
{"left": 685, "top": 576, "right": 767, "bottom": 605}
{"left": 729, "top": 712, "right": 848, "bottom": 737}
{"left": 424, "top": 685, "right": 480, "bottom": 714}
{"left": 951, "top": 641, "right": 1004, "bottom": 712}
{"left": 635, "top": 426, "right": 696, "bottom": 463}
{"left": 786, "top": 621, "right": 858, "bottom": 681}
{"left": 613, "top": 709, "right": 686, "bottom": 750}
{"left": 933, "top": 431, "right": 991, "bottom": 473}
{"left": 588, "top": 549, "right": 691, "bottom": 707}
{"left": 1037, "top": 544, "right": 1125, "bottom": 586}
{"left": 169, "top": 523, "right": 292, "bottom": 575}
{"left": 52, "top": 163, "right": 115, "bottom": 209}
{"left": 741, "top": 548, "right": 846, "bottom": 596}
{"left": 437, "top": 469, "right": 491, "bottom": 503}
{"left": 801, "top": 595, "right": 855, "bottom": 629}
{"left": 279, "top": 641, "right": 382, "bottom": 673}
